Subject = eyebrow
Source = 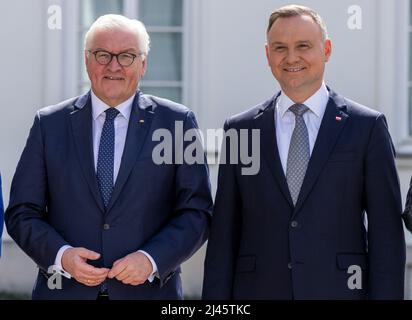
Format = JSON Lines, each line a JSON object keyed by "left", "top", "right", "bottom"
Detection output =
{"left": 270, "top": 42, "right": 286, "bottom": 46}
{"left": 270, "top": 40, "right": 311, "bottom": 46}
{"left": 93, "top": 47, "right": 138, "bottom": 53}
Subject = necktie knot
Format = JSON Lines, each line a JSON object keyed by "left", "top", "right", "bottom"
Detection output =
{"left": 289, "top": 104, "right": 309, "bottom": 117}
{"left": 105, "top": 108, "right": 119, "bottom": 121}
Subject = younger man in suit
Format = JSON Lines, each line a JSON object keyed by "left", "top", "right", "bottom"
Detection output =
{"left": 203, "top": 5, "right": 405, "bottom": 300}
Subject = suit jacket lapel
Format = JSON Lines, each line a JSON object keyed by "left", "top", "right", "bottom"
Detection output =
{"left": 106, "top": 92, "right": 154, "bottom": 213}
{"left": 293, "top": 89, "right": 348, "bottom": 216}
{"left": 256, "top": 93, "right": 294, "bottom": 208}
{"left": 70, "top": 91, "right": 105, "bottom": 212}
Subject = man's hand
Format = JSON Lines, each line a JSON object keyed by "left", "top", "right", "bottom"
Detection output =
{"left": 107, "top": 251, "right": 153, "bottom": 286}
{"left": 62, "top": 247, "right": 109, "bottom": 287}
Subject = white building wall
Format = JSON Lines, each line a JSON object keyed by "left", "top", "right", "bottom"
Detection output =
{"left": 0, "top": 0, "right": 45, "bottom": 212}
{"left": 1, "top": 0, "right": 412, "bottom": 298}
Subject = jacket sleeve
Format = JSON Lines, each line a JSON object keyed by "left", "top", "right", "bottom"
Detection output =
{"left": 202, "top": 120, "right": 241, "bottom": 299}
{"left": 402, "top": 176, "right": 412, "bottom": 232}
{"left": 0, "top": 174, "right": 3, "bottom": 257}
{"left": 5, "top": 114, "right": 69, "bottom": 271}
{"left": 365, "top": 114, "right": 406, "bottom": 299}
{"left": 139, "top": 111, "right": 213, "bottom": 286}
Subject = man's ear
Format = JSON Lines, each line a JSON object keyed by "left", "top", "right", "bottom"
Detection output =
{"left": 265, "top": 43, "right": 270, "bottom": 65}
{"left": 324, "top": 39, "right": 332, "bottom": 62}
{"left": 141, "top": 56, "right": 148, "bottom": 76}
{"left": 85, "top": 50, "right": 90, "bottom": 66}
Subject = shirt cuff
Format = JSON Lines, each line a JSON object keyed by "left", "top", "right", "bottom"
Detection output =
{"left": 53, "top": 245, "right": 73, "bottom": 279}
{"left": 138, "top": 250, "right": 158, "bottom": 282}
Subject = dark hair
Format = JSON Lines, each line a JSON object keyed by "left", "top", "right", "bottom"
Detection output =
{"left": 267, "top": 4, "right": 328, "bottom": 41}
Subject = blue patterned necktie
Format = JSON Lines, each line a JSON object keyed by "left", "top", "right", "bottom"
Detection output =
{"left": 286, "top": 104, "right": 310, "bottom": 206}
{"left": 97, "top": 108, "right": 119, "bottom": 209}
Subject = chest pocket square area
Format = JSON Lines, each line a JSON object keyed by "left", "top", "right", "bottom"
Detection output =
{"left": 328, "top": 152, "right": 357, "bottom": 162}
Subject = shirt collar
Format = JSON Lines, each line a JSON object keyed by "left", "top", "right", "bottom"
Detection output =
{"left": 277, "top": 82, "right": 329, "bottom": 118}
{"left": 91, "top": 90, "right": 135, "bottom": 121}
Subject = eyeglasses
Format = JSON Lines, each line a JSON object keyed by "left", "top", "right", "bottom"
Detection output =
{"left": 87, "top": 50, "right": 143, "bottom": 67}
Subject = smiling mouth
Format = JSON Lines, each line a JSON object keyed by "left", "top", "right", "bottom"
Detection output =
{"left": 104, "top": 76, "right": 124, "bottom": 80}
{"left": 284, "top": 67, "right": 306, "bottom": 73}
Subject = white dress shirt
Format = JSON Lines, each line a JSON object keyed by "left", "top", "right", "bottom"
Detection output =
{"left": 55, "top": 91, "right": 158, "bottom": 282}
{"left": 91, "top": 91, "right": 133, "bottom": 183}
{"left": 275, "top": 82, "right": 329, "bottom": 175}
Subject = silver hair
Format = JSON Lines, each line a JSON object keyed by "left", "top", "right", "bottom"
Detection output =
{"left": 84, "top": 14, "right": 150, "bottom": 57}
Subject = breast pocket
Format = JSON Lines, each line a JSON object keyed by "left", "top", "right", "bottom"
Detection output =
{"left": 328, "top": 152, "right": 357, "bottom": 163}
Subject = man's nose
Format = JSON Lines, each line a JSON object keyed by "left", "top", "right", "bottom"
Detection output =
{"left": 107, "top": 56, "right": 122, "bottom": 71}
{"left": 285, "top": 49, "right": 299, "bottom": 64}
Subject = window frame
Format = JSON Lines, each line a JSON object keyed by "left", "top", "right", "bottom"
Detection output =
{"left": 63, "top": 0, "right": 189, "bottom": 105}
{"left": 392, "top": 0, "right": 412, "bottom": 157}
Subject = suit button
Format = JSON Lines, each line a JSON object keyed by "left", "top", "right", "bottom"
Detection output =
{"left": 288, "top": 262, "right": 293, "bottom": 269}
{"left": 103, "top": 223, "right": 110, "bottom": 230}
{"left": 291, "top": 221, "right": 298, "bottom": 228}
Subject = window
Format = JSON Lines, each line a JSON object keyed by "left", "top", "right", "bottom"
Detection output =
{"left": 79, "top": 0, "right": 185, "bottom": 103}
{"left": 79, "top": 0, "right": 123, "bottom": 94}
{"left": 391, "top": 0, "right": 411, "bottom": 150}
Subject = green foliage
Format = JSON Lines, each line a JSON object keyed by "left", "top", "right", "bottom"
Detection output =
{"left": 0, "top": 291, "right": 30, "bottom": 300}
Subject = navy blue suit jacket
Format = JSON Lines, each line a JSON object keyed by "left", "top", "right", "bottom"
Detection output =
{"left": 202, "top": 88, "right": 405, "bottom": 300}
{"left": 6, "top": 91, "right": 213, "bottom": 299}
{"left": 0, "top": 174, "right": 3, "bottom": 257}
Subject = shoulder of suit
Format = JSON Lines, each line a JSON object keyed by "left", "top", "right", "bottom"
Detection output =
{"left": 142, "top": 94, "right": 190, "bottom": 116}
{"left": 224, "top": 96, "right": 274, "bottom": 129}
{"left": 36, "top": 96, "right": 80, "bottom": 118}
{"left": 340, "top": 96, "right": 382, "bottom": 120}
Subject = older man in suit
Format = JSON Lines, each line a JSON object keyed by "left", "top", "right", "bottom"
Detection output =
{"left": 202, "top": 5, "right": 405, "bottom": 299}
{"left": 6, "top": 14, "right": 212, "bottom": 299}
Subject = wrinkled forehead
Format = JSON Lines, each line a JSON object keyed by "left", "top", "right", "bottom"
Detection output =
{"left": 88, "top": 26, "right": 140, "bottom": 51}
